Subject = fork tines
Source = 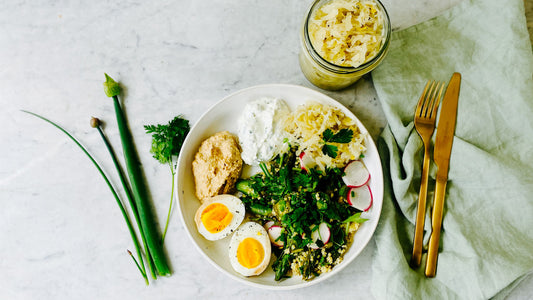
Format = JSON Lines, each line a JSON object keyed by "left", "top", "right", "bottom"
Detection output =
{"left": 416, "top": 81, "right": 444, "bottom": 120}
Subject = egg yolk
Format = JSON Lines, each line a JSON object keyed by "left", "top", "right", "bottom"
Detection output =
{"left": 236, "top": 237, "right": 264, "bottom": 269}
{"left": 201, "top": 203, "right": 233, "bottom": 233}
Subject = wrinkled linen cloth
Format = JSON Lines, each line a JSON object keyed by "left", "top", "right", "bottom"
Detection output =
{"left": 370, "top": 0, "right": 533, "bottom": 298}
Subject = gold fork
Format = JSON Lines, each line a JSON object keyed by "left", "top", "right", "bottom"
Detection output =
{"left": 410, "top": 80, "right": 444, "bottom": 269}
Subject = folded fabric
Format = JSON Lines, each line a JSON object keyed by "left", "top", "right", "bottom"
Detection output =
{"left": 370, "top": 0, "right": 533, "bottom": 299}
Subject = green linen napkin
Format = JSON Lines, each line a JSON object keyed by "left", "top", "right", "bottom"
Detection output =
{"left": 370, "top": 0, "right": 533, "bottom": 299}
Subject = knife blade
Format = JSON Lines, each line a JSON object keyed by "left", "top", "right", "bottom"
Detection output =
{"left": 425, "top": 72, "right": 461, "bottom": 277}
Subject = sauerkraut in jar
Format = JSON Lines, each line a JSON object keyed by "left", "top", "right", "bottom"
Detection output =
{"left": 299, "top": 0, "right": 391, "bottom": 90}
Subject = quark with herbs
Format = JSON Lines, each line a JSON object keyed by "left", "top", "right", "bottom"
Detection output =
{"left": 237, "top": 97, "right": 290, "bottom": 166}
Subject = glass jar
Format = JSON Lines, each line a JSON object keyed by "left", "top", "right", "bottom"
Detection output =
{"left": 299, "top": 0, "right": 391, "bottom": 91}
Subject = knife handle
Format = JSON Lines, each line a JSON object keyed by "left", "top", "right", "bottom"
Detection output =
{"left": 425, "top": 176, "right": 448, "bottom": 277}
{"left": 410, "top": 145, "right": 431, "bottom": 268}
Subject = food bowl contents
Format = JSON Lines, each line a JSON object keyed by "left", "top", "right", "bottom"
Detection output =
{"left": 342, "top": 160, "right": 370, "bottom": 187}
{"left": 192, "top": 131, "right": 243, "bottom": 202}
{"left": 236, "top": 144, "right": 369, "bottom": 281}
{"left": 194, "top": 194, "right": 246, "bottom": 241}
{"left": 237, "top": 97, "right": 290, "bottom": 166}
{"left": 308, "top": 222, "right": 331, "bottom": 249}
{"left": 299, "top": 0, "right": 391, "bottom": 90}
{"left": 264, "top": 221, "right": 284, "bottom": 247}
{"left": 284, "top": 102, "right": 366, "bottom": 171}
{"left": 234, "top": 100, "right": 371, "bottom": 281}
{"left": 347, "top": 184, "right": 373, "bottom": 211}
{"left": 308, "top": 0, "right": 385, "bottom": 68}
{"left": 190, "top": 98, "right": 373, "bottom": 282}
{"left": 228, "top": 222, "right": 272, "bottom": 276}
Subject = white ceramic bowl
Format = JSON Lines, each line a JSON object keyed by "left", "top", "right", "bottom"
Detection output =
{"left": 175, "top": 84, "right": 383, "bottom": 290}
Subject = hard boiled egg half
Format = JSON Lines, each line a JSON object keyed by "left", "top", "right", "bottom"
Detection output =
{"left": 194, "top": 194, "right": 245, "bottom": 241}
{"left": 228, "top": 222, "right": 272, "bottom": 276}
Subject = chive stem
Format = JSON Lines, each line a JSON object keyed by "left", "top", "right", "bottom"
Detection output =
{"left": 127, "top": 250, "right": 149, "bottom": 285}
{"left": 21, "top": 110, "right": 149, "bottom": 283}
{"left": 93, "top": 120, "right": 156, "bottom": 279}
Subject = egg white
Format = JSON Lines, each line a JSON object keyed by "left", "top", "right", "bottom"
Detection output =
{"left": 228, "top": 222, "right": 272, "bottom": 277}
{"left": 194, "top": 194, "right": 245, "bottom": 241}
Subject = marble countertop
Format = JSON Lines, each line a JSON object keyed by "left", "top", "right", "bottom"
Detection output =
{"left": 1, "top": 0, "right": 532, "bottom": 299}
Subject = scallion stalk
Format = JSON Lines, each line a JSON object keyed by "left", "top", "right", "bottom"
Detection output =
{"left": 90, "top": 117, "right": 156, "bottom": 279}
{"left": 103, "top": 74, "right": 171, "bottom": 276}
{"left": 22, "top": 110, "right": 149, "bottom": 284}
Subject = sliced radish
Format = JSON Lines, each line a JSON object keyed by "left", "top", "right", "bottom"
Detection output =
{"left": 267, "top": 225, "right": 284, "bottom": 247}
{"left": 263, "top": 221, "right": 275, "bottom": 230}
{"left": 342, "top": 160, "right": 370, "bottom": 187}
{"left": 347, "top": 185, "right": 373, "bottom": 211}
{"left": 309, "top": 222, "right": 330, "bottom": 249}
{"left": 299, "top": 151, "right": 316, "bottom": 172}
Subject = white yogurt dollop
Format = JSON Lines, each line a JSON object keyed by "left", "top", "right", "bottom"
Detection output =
{"left": 237, "top": 97, "right": 290, "bottom": 166}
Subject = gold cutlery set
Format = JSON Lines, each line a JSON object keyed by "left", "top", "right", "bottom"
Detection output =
{"left": 410, "top": 72, "right": 462, "bottom": 277}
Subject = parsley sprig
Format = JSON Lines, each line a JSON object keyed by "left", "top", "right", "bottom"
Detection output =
{"left": 145, "top": 116, "right": 190, "bottom": 241}
{"left": 321, "top": 128, "right": 353, "bottom": 158}
{"left": 145, "top": 116, "right": 190, "bottom": 164}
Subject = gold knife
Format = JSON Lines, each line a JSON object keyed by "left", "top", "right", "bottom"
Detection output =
{"left": 425, "top": 72, "right": 461, "bottom": 277}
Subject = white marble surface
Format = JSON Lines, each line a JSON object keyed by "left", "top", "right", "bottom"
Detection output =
{"left": 1, "top": 0, "right": 532, "bottom": 299}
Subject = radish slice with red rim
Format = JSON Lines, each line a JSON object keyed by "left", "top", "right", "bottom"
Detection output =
{"left": 299, "top": 151, "right": 316, "bottom": 172}
{"left": 309, "top": 222, "right": 330, "bottom": 249}
{"left": 342, "top": 160, "right": 370, "bottom": 187}
{"left": 267, "top": 225, "right": 284, "bottom": 247}
{"left": 347, "top": 185, "right": 373, "bottom": 211}
{"left": 264, "top": 221, "right": 275, "bottom": 230}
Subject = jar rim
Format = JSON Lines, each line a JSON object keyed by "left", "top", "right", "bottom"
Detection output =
{"left": 302, "top": 0, "right": 392, "bottom": 74}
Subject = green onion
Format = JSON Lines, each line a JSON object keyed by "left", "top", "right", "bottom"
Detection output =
{"left": 22, "top": 110, "right": 149, "bottom": 284}
{"left": 90, "top": 117, "right": 156, "bottom": 279}
{"left": 127, "top": 250, "right": 146, "bottom": 280}
{"left": 103, "top": 74, "right": 171, "bottom": 276}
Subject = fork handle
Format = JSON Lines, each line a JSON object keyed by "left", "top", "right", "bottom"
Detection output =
{"left": 425, "top": 176, "right": 448, "bottom": 277}
{"left": 410, "top": 144, "right": 431, "bottom": 269}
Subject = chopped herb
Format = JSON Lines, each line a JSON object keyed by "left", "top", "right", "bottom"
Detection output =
{"left": 323, "top": 128, "right": 353, "bottom": 143}
{"left": 322, "top": 143, "right": 339, "bottom": 158}
{"left": 321, "top": 128, "right": 353, "bottom": 158}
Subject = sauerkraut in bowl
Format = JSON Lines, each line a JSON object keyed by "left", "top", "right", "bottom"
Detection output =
{"left": 299, "top": 0, "right": 391, "bottom": 90}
